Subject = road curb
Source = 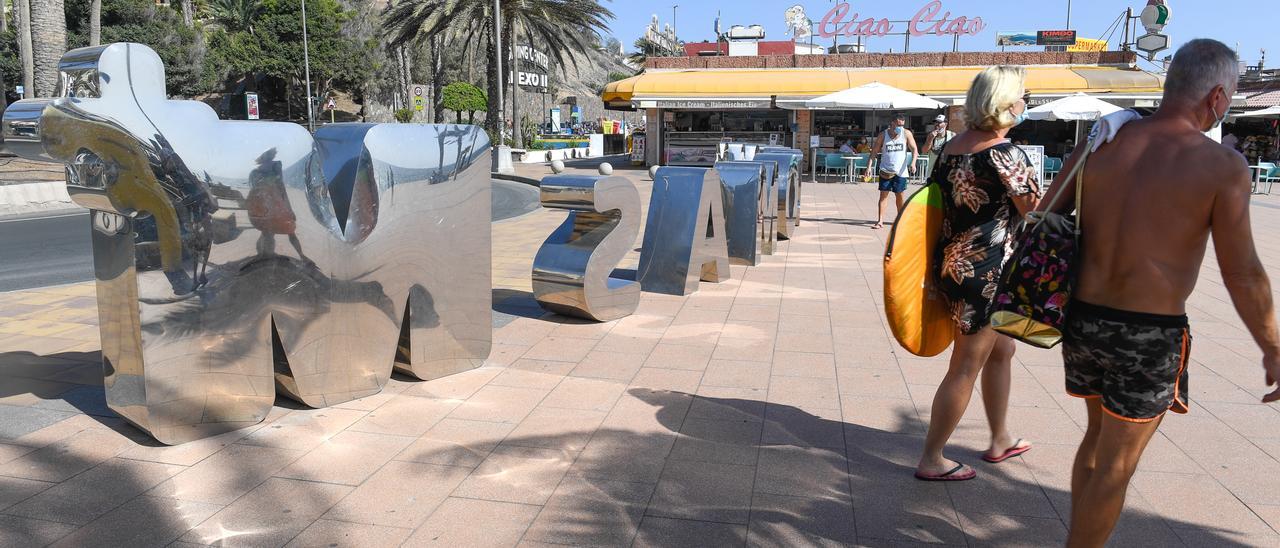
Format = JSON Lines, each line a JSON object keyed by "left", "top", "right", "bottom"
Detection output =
{"left": 0, "top": 181, "right": 74, "bottom": 217}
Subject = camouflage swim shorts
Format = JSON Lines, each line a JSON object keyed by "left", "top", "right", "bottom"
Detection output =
{"left": 1062, "top": 300, "right": 1191, "bottom": 422}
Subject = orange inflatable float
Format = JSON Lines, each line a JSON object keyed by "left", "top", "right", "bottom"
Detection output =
{"left": 883, "top": 183, "right": 954, "bottom": 357}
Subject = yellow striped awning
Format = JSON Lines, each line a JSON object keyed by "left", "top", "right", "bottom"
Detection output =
{"left": 602, "top": 66, "right": 1164, "bottom": 106}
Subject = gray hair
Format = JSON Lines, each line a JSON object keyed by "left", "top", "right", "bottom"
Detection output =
{"left": 1164, "top": 39, "right": 1238, "bottom": 102}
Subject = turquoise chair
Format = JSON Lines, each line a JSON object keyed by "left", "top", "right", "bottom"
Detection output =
{"left": 850, "top": 154, "right": 871, "bottom": 182}
{"left": 822, "top": 152, "right": 849, "bottom": 181}
{"left": 1260, "top": 163, "right": 1280, "bottom": 194}
{"left": 1044, "top": 157, "right": 1063, "bottom": 182}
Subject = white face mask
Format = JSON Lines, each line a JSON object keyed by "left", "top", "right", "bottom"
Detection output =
{"left": 1209, "top": 88, "right": 1229, "bottom": 132}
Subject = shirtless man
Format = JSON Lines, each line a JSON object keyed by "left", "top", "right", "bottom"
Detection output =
{"left": 1045, "top": 39, "right": 1280, "bottom": 547}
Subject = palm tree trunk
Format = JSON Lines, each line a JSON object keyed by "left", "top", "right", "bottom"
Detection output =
{"left": 181, "top": 0, "right": 194, "bottom": 28}
{"left": 15, "top": 0, "right": 35, "bottom": 98}
{"left": 483, "top": 10, "right": 500, "bottom": 135}
{"left": 29, "top": 0, "right": 66, "bottom": 97}
{"left": 430, "top": 36, "right": 443, "bottom": 124}
{"left": 89, "top": 0, "right": 101, "bottom": 46}
{"left": 2, "top": 0, "right": 8, "bottom": 34}
{"left": 508, "top": 19, "right": 521, "bottom": 148}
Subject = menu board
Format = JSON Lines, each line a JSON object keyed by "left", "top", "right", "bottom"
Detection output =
{"left": 666, "top": 144, "right": 720, "bottom": 166}
{"left": 1018, "top": 144, "right": 1045, "bottom": 185}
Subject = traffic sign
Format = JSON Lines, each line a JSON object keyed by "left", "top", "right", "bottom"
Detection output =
{"left": 413, "top": 86, "right": 424, "bottom": 97}
{"left": 325, "top": 97, "right": 337, "bottom": 111}
{"left": 413, "top": 96, "right": 426, "bottom": 112}
{"left": 1136, "top": 32, "right": 1170, "bottom": 60}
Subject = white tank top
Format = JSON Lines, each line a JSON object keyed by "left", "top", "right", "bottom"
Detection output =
{"left": 879, "top": 128, "right": 908, "bottom": 175}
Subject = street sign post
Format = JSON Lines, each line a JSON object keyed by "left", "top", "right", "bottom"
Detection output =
{"left": 1136, "top": 32, "right": 1170, "bottom": 60}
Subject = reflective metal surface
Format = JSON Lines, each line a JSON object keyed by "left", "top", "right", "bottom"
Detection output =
{"left": 759, "top": 147, "right": 804, "bottom": 228}
{"left": 4, "top": 43, "right": 492, "bottom": 445}
{"left": 532, "top": 174, "right": 641, "bottom": 321}
{"left": 755, "top": 152, "right": 799, "bottom": 240}
{"left": 637, "top": 167, "right": 731, "bottom": 295}
{"left": 713, "top": 161, "right": 773, "bottom": 265}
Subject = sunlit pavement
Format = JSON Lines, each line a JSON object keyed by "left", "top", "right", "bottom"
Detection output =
{"left": 2, "top": 160, "right": 1280, "bottom": 546}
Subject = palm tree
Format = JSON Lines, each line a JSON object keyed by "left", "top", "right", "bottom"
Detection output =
{"left": 29, "top": 0, "right": 65, "bottom": 97}
{"left": 15, "top": 0, "right": 33, "bottom": 98}
{"left": 628, "top": 36, "right": 673, "bottom": 68}
{"left": 206, "top": 0, "right": 262, "bottom": 33}
{"left": 383, "top": 0, "right": 613, "bottom": 138}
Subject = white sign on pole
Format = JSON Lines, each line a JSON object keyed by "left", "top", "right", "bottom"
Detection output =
{"left": 810, "top": 135, "right": 821, "bottom": 148}
{"left": 1020, "top": 144, "right": 1045, "bottom": 184}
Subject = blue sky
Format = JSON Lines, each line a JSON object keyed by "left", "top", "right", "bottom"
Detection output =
{"left": 604, "top": 0, "right": 1275, "bottom": 70}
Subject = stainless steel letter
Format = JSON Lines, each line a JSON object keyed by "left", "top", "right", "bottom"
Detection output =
{"left": 2, "top": 43, "right": 492, "bottom": 444}
{"left": 532, "top": 174, "right": 641, "bottom": 321}
{"left": 755, "top": 152, "right": 799, "bottom": 240}
{"left": 713, "top": 161, "right": 774, "bottom": 265}
{"left": 637, "top": 167, "right": 731, "bottom": 295}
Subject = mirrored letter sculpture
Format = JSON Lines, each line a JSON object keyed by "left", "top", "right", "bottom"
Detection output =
{"left": 713, "top": 161, "right": 775, "bottom": 265}
{"left": 2, "top": 43, "right": 492, "bottom": 444}
{"left": 637, "top": 167, "right": 731, "bottom": 295}
{"left": 760, "top": 147, "right": 804, "bottom": 228}
{"left": 755, "top": 152, "right": 799, "bottom": 240}
{"left": 532, "top": 174, "right": 641, "bottom": 321}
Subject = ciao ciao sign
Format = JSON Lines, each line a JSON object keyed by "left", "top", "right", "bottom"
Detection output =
{"left": 818, "top": 0, "right": 985, "bottom": 39}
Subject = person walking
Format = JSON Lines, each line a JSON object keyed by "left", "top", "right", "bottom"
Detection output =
{"left": 1038, "top": 39, "right": 1280, "bottom": 547}
{"left": 870, "top": 113, "right": 919, "bottom": 229}
{"left": 915, "top": 66, "right": 1039, "bottom": 482}
{"left": 923, "top": 113, "right": 955, "bottom": 177}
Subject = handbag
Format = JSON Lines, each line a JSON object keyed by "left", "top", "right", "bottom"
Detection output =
{"left": 988, "top": 145, "right": 1091, "bottom": 348}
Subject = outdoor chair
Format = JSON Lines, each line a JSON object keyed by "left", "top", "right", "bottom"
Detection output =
{"left": 1044, "top": 157, "right": 1063, "bottom": 183}
{"left": 822, "top": 153, "right": 848, "bottom": 181}
{"left": 850, "top": 154, "right": 871, "bottom": 182}
{"left": 1260, "top": 163, "right": 1280, "bottom": 195}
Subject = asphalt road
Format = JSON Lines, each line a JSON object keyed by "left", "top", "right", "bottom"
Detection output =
{"left": 0, "top": 210, "right": 94, "bottom": 292}
{"left": 0, "top": 180, "right": 541, "bottom": 293}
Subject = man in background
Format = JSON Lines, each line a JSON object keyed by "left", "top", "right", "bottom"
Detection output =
{"left": 871, "top": 113, "right": 918, "bottom": 229}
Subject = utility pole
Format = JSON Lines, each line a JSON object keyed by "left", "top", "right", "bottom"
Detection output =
{"left": 672, "top": 4, "right": 678, "bottom": 49}
{"left": 1066, "top": 0, "right": 1072, "bottom": 28}
{"left": 494, "top": 0, "right": 504, "bottom": 141}
{"left": 301, "top": 0, "right": 315, "bottom": 132}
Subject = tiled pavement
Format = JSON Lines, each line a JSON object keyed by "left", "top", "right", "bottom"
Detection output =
{"left": 3, "top": 158, "right": 1280, "bottom": 546}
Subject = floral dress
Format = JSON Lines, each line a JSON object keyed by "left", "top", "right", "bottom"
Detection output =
{"left": 932, "top": 142, "right": 1041, "bottom": 334}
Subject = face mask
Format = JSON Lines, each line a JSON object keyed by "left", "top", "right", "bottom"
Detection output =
{"left": 892, "top": 126, "right": 903, "bottom": 136}
{"left": 1209, "top": 88, "right": 1228, "bottom": 131}
{"left": 1012, "top": 110, "right": 1028, "bottom": 127}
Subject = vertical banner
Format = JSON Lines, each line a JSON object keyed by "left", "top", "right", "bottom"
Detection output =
{"left": 631, "top": 133, "right": 646, "bottom": 166}
{"left": 246, "top": 92, "right": 260, "bottom": 120}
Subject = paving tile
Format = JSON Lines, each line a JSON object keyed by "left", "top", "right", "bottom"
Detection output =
{"left": 539, "top": 376, "right": 627, "bottom": 413}
{"left": 755, "top": 445, "right": 851, "bottom": 503}
{"left": 670, "top": 417, "right": 762, "bottom": 465}
{"left": 592, "top": 334, "right": 661, "bottom": 356}
{"left": 5, "top": 457, "right": 184, "bottom": 525}
{"left": 567, "top": 350, "right": 648, "bottom": 381}
{"left": 643, "top": 342, "right": 715, "bottom": 371}
{"left": 688, "top": 387, "right": 768, "bottom": 423}
{"left": 771, "top": 351, "right": 837, "bottom": 380}
{"left": 447, "top": 384, "right": 550, "bottom": 424}
{"left": 48, "top": 496, "right": 222, "bottom": 548}
{"left": 522, "top": 336, "right": 598, "bottom": 362}
{"left": 747, "top": 492, "right": 856, "bottom": 547}
{"left": 761, "top": 403, "right": 845, "bottom": 449}
{"left": 767, "top": 375, "right": 841, "bottom": 410}
{"left": 238, "top": 407, "right": 368, "bottom": 452}
{"left": 712, "top": 336, "right": 777, "bottom": 362}
{"left": 340, "top": 395, "right": 456, "bottom": 439}
{"left": 116, "top": 408, "right": 289, "bottom": 467}
{"left": 323, "top": 460, "right": 470, "bottom": 528}
{"left": 649, "top": 459, "right": 755, "bottom": 523}
{"left": 0, "top": 403, "right": 76, "bottom": 440}
{"left": 394, "top": 418, "right": 515, "bottom": 469}
{"left": 0, "top": 514, "right": 78, "bottom": 547}
{"left": 957, "top": 511, "right": 1068, "bottom": 547}
{"left": 275, "top": 430, "right": 415, "bottom": 486}
{"left": 633, "top": 516, "right": 748, "bottom": 547}
{"left": 182, "top": 477, "right": 351, "bottom": 547}
{"left": 284, "top": 519, "right": 412, "bottom": 548}
{"left": 491, "top": 359, "right": 576, "bottom": 390}
{"left": 405, "top": 497, "right": 541, "bottom": 547}
{"left": 1130, "top": 470, "right": 1275, "bottom": 537}
{"left": 628, "top": 367, "right": 703, "bottom": 393}
{"left": 522, "top": 475, "right": 654, "bottom": 546}
{"left": 702, "top": 359, "right": 772, "bottom": 390}
{"left": 504, "top": 406, "right": 607, "bottom": 452}
{"left": 148, "top": 444, "right": 304, "bottom": 505}
{"left": 0, "top": 425, "right": 134, "bottom": 482}
{"left": 0, "top": 474, "right": 52, "bottom": 512}
{"left": 406, "top": 367, "right": 502, "bottom": 400}
{"left": 452, "top": 444, "right": 574, "bottom": 505}
{"left": 571, "top": 430, "right": 675, "bottom": 484}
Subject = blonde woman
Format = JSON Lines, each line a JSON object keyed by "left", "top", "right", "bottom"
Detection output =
{"left": 915, "top": 66, "right": 1041, "bottom": 481}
